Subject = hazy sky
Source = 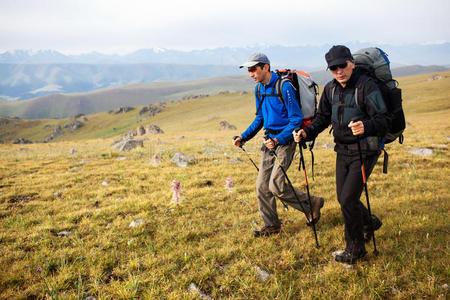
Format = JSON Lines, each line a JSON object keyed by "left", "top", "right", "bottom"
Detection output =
{"left": 1, "top": 0, "right": 449, "bottom": 54}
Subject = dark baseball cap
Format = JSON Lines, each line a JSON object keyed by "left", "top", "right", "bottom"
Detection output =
{"left": 239, "top": 53, "right": 270, "bottom": 68}
{"left": 325, "top": 45, "right": 353, "bottom": 68}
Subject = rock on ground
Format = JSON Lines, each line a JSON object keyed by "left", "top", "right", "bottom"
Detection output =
{"left": 111, "top": 139, "right": 144, "bottom": 152}
{"left": 171, "top": 152, "right": 195, "bottom": 167}
{"left": 408, "top": 148, "right": 434, "bottom": 156}
{"left": 219, "top": 120, "right": 237, "bottom": 130}
{"left": 188, "top": 283, "right": 213, "bottom": 300}
{"left": 254, "top": 266, "right": 273, "bottom": 282}
{"left": 129, "top": 218, "right": 145, "bottom": 227}
{"left": 146, "top": 124, "right": 164, "bottom": 134}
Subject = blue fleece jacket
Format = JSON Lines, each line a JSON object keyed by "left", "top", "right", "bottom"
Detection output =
{"left": 241, "top": 71, "right": 303, "bottom": 145}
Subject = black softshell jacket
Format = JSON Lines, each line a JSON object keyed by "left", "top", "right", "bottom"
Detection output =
{"left": 304, "top": 68, "right": 389, "bottom": 150}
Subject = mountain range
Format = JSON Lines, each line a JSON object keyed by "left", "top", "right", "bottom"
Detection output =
{"left": 0, "top": 63, "right": 241, "bottom": 100}
{"left": 0, "top": 43, "right": 449, "bottom": 119}
{"left": 2, "top": 42, "right": 450, "bottom": 66}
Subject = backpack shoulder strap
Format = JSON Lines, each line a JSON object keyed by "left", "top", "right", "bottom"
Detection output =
{"left": 354, "top": 74, "right": 373, "bottom": 109}
{"left": 276, "top": 77, "right": 297, "bottom": 107}
{"left": 331, "top": 85, "right": 336, "bottom": 103}
{"left": 255, "top": 83, "right": 264, "bottom": 115}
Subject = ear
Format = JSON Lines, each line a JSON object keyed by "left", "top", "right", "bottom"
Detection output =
{"left": 348, "top": 60, "right": 355, "bottom": 69}
{"left": 264, "top": 64, "right": 270, "bottom": 71}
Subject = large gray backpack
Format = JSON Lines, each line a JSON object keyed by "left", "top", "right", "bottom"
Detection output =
{"left": 353, "top": 47, "right": 405, "bottom": 144}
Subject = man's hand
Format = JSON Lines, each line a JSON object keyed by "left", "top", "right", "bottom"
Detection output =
{"left": 232, "top": 136, "right": 242, "bottom": 147}
{"left": 263, "top": 137, "right": 278, "bottom": 150}
{"left": 292, "top": 129, "right": 307, "bottom": 143}
{"left": 348, "top": 120, "right": 365, "bottom": 136}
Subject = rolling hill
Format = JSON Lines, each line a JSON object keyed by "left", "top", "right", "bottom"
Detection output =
{"left": 1, "top": 65, "right": 449, "bottom": 120}
{"left": 0, "top": 75, "right": 254, "bottom": 119}
{"left": 1, "top": 43, "right": 449, "bottom": 103}
{"left": 1, "top": 71, "right": 449, "bottom": 144}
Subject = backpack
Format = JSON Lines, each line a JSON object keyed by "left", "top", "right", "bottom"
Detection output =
{"left": 352, "top": 47, "right": 406, "bottom": 144}
{"left": 256, "top": 69, "right": 319, "bottom": 177}
{"left": 256, "top": 69, "right": 319, "bottom": 129}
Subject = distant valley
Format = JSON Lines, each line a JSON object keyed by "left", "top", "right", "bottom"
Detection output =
{"left": 0, "top": 63, "right": 242, "bottom": 100}
{"left": 0, "top": 65, "right": 448, "bottom": 119}
{"left": 1, "top": 42, "right": 449, "bottom": 101}
{"left": 0, "top": 43, "right": 449, "bottom": 119}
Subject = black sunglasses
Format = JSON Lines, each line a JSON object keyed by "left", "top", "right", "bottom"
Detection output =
{"left": 329, "top": 62, "right": 348, "bottom": 71}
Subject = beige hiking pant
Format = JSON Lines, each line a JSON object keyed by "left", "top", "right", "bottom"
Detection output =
{"left": 256, "top": 141, "right": 313, "bottom": 227}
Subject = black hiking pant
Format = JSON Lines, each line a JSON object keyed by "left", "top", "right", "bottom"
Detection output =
{"left": 335, "top": 148, "right": 380, "bottom": 255}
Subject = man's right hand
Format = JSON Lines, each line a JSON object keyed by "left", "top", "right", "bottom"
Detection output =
{"left": 232, "top": 136, "right": 242, "bottom": 147}
{"left": 292, "top": 129, "right": 307, "bottom": 143}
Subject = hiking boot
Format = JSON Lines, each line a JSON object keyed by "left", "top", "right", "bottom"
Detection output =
{"left": 363, "top": 214, "right": 383, "bottom": 243}
{"left": 334, "top": 249, "right": 367, "bottom": 264}
{"left": 306, "top": 197, "right": 324, "bottom": 226}
{"left": 253, "top": 225, "right": 281, "bottom": 237}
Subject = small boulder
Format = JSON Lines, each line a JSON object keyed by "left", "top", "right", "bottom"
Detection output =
{"left": 13, "top": 138, "right": 32, "bottom": 144}
{"left": 254, "top": 266, "right": 273, "bottom": 282}
{"left": 146, "top": 124, "right": 164, "bottom": 134}
{"left": 188, "top": 283, "right": 213, "bottom": 300}
{"left": 219, "top": 120, "right": 237, "bottom": 130}
{"left": 57, "top": 231, "right": 72, "bottom": 237}
{"left": 129, "top": 218, "right": 145, "bottom": 227}
{"left": 115, "top": 106, "right": 134, "bottom": 114}
{"left": 428, "top": 75, "right": 444, "bottom": 81}
{"left": 171, "top": 152, "right": 195, "bottom": 167}
{"left": 408, "top": 148, "right": 433, "bottom": 157}
{"left": 137, "top": 125, "right": 146, "bottom": 136}
{"left": 112, "top": 139, "right": 144, "bottom": 152}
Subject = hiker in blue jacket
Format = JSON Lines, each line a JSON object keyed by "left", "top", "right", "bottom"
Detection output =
{"left": 233, "top": 53, "right": 324, "bottom": 237}
{"left": 294, "top": 45, "right": 387, "bottom": 264}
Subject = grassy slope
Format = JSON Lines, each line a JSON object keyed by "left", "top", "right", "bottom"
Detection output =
{"left": 0, "top": 72, "right": 448, "bottom": 299}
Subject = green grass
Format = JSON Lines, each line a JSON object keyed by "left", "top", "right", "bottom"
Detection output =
{"left": 0, "top": 72, "right": 449, "bottom": 299}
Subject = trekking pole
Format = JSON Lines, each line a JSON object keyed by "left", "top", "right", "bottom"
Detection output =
{"left": 233, "top": 136, "right": 288, "bottom": 210}
{"left": 265, "top": 135, "right": 320, "bottom": 248}
{"left": 354, "top": 128, "right": 379, "bottom": 255}
{"left": 233, "top": 136, "right": 259, "bottom": 171}
{"left": 297, "top": 139, "right": 320, "bottom": 248}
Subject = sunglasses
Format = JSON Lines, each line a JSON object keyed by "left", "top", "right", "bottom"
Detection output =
{"left": 329, "top": 62, "right": 348, "bottom": 71}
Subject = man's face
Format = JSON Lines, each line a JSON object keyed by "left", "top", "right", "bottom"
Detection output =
{"left": 248, "top": 64, "right": 269, "bottom": 83}
{"left": 330, "top": 60, "right": 355, "bottom": 87}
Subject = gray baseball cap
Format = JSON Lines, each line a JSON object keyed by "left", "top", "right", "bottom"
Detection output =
{"left": 239, "top": 53, "right": 270, "bottom": 68}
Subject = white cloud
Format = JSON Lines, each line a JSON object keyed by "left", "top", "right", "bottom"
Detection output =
{"left": 0, "top": 0, "right": 449, "bottom": 53}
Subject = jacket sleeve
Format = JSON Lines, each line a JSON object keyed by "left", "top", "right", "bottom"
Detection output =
{"left": 303, "top": 83, "right": 332, "bottom": 141}
{"left": 273, "top": 81, "right": 303, "bottom": 145}
{"left": 360, "top": 80, "right": 389, "bottom": 138}
{"left": 241, "top": 85, "right": 264, "bottom": 142}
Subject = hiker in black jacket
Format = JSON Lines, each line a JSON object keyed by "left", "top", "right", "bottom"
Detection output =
{"left": 293, "top": 45, "right": 388, "bottom": 264}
